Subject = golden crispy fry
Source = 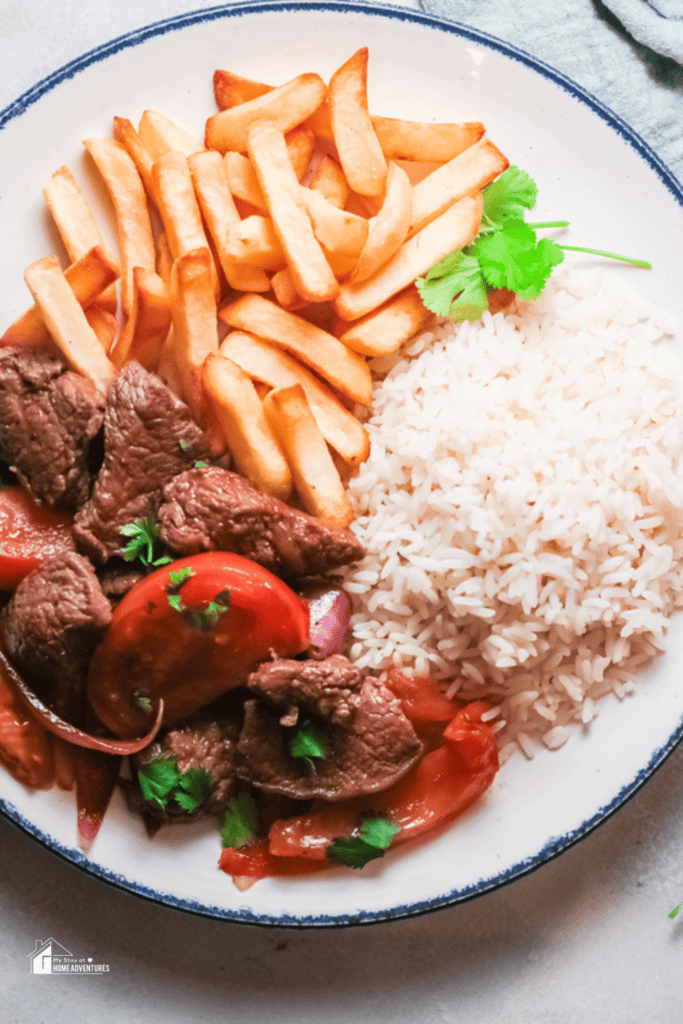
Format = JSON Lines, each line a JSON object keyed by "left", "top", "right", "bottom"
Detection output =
{"left": 213, "top": 69, "right": 272, "bottom": 109}
{"left": 24, "top": 257, "right": 116, "bottom": 393}
{"left": 113, "top": 117, "right": 157, "bottom": 202}
{"left": 303, "top": 102, "right": 333, "bottom": 140}
{"left": 220, "top": 293, "right": 372, "bottom": 406}
{"left": 372, "top": 117, "right": 485, "bottom": 162}
{"left": 138, "top": 110, "right": 205, "bottom": 161}
{"left": 337, "top": 285, "right": 433, "bottom": 356}
{"left": 328, "top": 48, "right": 387, "bottom": 198}
{"left": 2, "top": 245, "right": 119, "bottom": 348}
{"left": 223, "top": 215, "right": 286, "bottom": 271}
{"left": 286, "top": 127, "right": 316, "bottom": 180}
{"left": 111, "top": 267, "right": 171, "bottom": 370}
{"left": 351, "top": 162, "right": 412, "bottom": 283}
{"left": 219, "top": 330, "right": 370, "bottom": 465}
{"left": 322, "top": 248, "right": 358, "bottom": 280}
{"left": 84, "top": 137, "right": 156, "bottom": 316}
{"left": 84, "top": 305, "right": 118, "bottom": 354}
{"left": 263, "top": 384, "right": 354, "bottom": 528}
{"left": 152, "top": 150, "right": 220, "bottom": 300}
{"left": 170, "top": 248, "right": 219, "bottom": 426}
{"left": 43, "top": 165, "right": 118, "bottom": 314}
{"left": 205, "top": 73, "right": 327, "bottom": 152}
{"left": 156, "top": 327, "right": 182, "bottom": 398}
{"left": 156, "top": 232, "right": 173, "bottom": 287}
{"left": 309, "top": 155, "right": 349, "bottom": 209}
{"left": 270, "top": 268, "right": 307, "bottom": 311}
{"left": 302, "top": 189, "right": 369, "bottom": 256}
{"left": 409, "top": 138, "right": 509, "bottom": 236}
{"left": 334, "top": 191, "right": 483, "bottom": 321}
{"left": 247, "top": 121, "right": 338, "bottom": 303}
{"left": 223, "top": 151, "right": 268, "bottom": 212}
{"left": 203, "top": 353, "right": 292, "bottom": 500}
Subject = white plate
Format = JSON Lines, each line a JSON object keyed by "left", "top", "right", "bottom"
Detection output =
{"left": 1, "top": 0, "right": 683, "bottom": 927}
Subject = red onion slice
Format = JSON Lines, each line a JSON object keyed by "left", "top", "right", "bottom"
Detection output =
{"left": 301, "top": 585, "right": 351, "bottom": 659}
{"left": 0, "top": 651, "right": 164, "bottom": 755}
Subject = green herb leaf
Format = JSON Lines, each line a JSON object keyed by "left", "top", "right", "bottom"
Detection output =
{"left": 175, "top": 767, "right": 214, "bottom": 812}
{"left": 138, "top": 754, "right": 181, "bottom": 808}
{"left": 327, "top": 818, "right": 400, "bottom": 869}
{"left": 195, "top": 461, "right": 209, "bottom": 469}
{"left": 481, "top": 165, "right": 538, "bottom": 229}
{"left": 136, "top": 695, "right": 152, "bottom": 711}
{"left": 416, "top": 251, "right": 488, "bottom": 322}
{"left": 168, "top": 566, "right": 196, "bottom": 588}
{"left": 167, "top": 593, "right": 182, "bottom": 612}
{"left": 670, "top": 904, "right": 682, "bottom": 920}
{"left": 121, "top": 516, "right": 172, "bottom": 568}
{"left": 220, "top": 791, "right": 258, "bottom": 848}
{"left": 289, "top": 719, "right": 328, "bottom": 769}
{"left": 473, "top": 220, "right": 565, "bottom": 300}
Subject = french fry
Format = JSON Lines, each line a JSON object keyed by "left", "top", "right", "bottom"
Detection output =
{"left": 302, "top": 189, "right": 369, "bottom": 256}
{"left": 170, "top": 248, "right": 219, "bottom": 426}
{"left": 328, "top": 49, "right": 387, "bottom": 198}
{"left": 152, "top": 150, "right": 220, "bottom": 300}
{"left": 156, "top": 232, "right": 173, "bottom": 287}
{"left": 309, "top": 155, "right": 349, "bottom": 209}
{"left": 1, "top": 245, "right": 119, "bottom": 348}
{"left": 246, "top": 121, "right": 338, "bottom": 303}
{"left": 286, "top": 127, "right": 316, "bottom": 180}
{"left": 219, "top": 330, "right": 370, "bottom": 465}
{"left": 270, "top": 269, "right": 307, "bottom": 311}
{"left": 156, "top": 327, "right": 182, "bottom": 398}
{"left": 83, "top": 138, "right": 156, "bottom": 316}
{"left": 263, "top": 384, "right": 354, "bottom": 528}
{"left": 203, "top": 353, "right": 292, "bottom": 501}
{"left": 337, "top": 285, "right": 433, "bottom": 356}
{"left": 220, "top": 294, "right": 372, "bottom": 406}
{"left": 334, "top": 191, "right": 483, "bottom": 321}
{"left": 409, "top": 138, "right": 509, "bottom": 236}
{"left": 225, "top": 215, "right": 286, "bottom": 271}
{"left": 205, "top": 73, "right": 327, "bottom": 153}
{"left": 111, "top": 267, "right": 171, "bottom": 369}
{"left": 138, "top": 110, "right": 205, "bottom": 161}
{"left": 113, "top": 117, "right": 157, "bottom": 202}
{"left": 351, "top": 161, "right": 412, "bottom": 283}
{"left": 372, "top": 117, "right": 485, "bottom": 162}
{"left": 43, "top": 166, "right": 118, "bottom": 314}
{"left": 84, "top": 306, "right": 118, "bottom": 354}
{"left": 23, "top": 257, "right": 116, "bottom": 393}
{"left": 223, "top": 128, "right": 318, "bottom": 213}
{"left": 213, "top": 69, "right": 272, "bottom": 109}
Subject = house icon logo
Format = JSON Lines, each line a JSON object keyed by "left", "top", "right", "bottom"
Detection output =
{"left": 28, "top": 938, "right": 73, "bottom": 974}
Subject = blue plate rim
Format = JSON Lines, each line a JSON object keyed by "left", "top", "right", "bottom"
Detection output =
{"left": 1, "top": 0, "right": 682, "bottom": 928}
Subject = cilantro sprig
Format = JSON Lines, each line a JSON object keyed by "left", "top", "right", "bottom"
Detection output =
{"left": 416, "top": 165, "right": 651, "bottom": 323}
{"left": 327, "top": 819, "right": 401, "bottom": 869}
{"left": 220, "top": 791, "right": 258, "bottom": 848}
{"left": 288, "top": 719, "right": 328, "bottom": 769}
{"left": 121, "top": 516, "right": 173, "bottom": 568}
{"left": 138, "top": 753, "right": 213, "bottom": 813}
{"left": 165, "top": 567, "right": 231, "bottom": 631}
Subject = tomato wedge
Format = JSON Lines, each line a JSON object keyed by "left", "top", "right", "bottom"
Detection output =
{"left": 87, "top": 553, "right": 310, "bottom": 739}
{"left": 219, "top": 838, "right": 330, "bottom": 884}
{"left": 385, "top": 669, "right": 463, "bottom": 723}
{"left": 0, "top": 486, "right": 75, "bottom": 588}
{"left": 0, "top": 654, "right": 55, "bottom": 789}
{"left": 268, "top": 701, "right": 499, "bottom": 861}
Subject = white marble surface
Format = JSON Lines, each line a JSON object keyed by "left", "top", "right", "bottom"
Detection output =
{"left": 1, "top": 2, "right": 683, "bottom": 1021}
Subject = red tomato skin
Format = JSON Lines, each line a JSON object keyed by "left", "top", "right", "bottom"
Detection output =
{"left": 219, "top": 838, "right": 330, "bottom": 880}
{"left": 268, "top": 702, "right": 499, "bottom": 862}
{"left": 0, "top": 486, "right": 74, "bottom": 588}
{"left": 385, "top": 669, "right": 463, "bottom": 723}
{"left": 0, "top": 658, "right": 55, "bottom": 789}
{"left": 87, "top": 553, "right": 310, "bottom": 739}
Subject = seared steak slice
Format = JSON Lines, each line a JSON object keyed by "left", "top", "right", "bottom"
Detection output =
{"left": 126, "top": 714, "right": 239, "bottom": 834}
{"left": 72, "top": 361, "right": 211, "bottom": 563}
{"left": 158, "top": 466, "right": 365, "bottom": 578}
{"left": 0, "top": 551, "right": 112, "bottom": 724}
{"left": 0, "top": 346, "right": 104, "bottom": 510}
{"left": 236, "top": 655, "right": 423, "bottom": 802}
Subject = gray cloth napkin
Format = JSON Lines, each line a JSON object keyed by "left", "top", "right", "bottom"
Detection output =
{"left": 417, "top": 0, "right": 683, "bottom": 183}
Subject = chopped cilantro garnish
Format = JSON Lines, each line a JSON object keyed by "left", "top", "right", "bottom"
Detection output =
{"left": 670, "top": 903, "right": 682, "bottom": 920}
{"left": 121, "top": 516, "right": 173, "bottom": 568}
{"left": 137, "top": 754, "right": 213, "bottom": 813}
{"left": 165, "top": 568, "right": 231, "bottom": 631}
{"left": 416, "top": 164, "right": 651, "bottom": 323}
{"left": 136, "top": 695, "right": 152, "bottom": 711}
{"left": 220, "top": 791, "right": 258, "bottom": 848}
{"left": 288, "top": 719, "right": 328, "bottom": 769}
{"left": 195, "top": 461, "right": 209, "bottom": 468}
{"left": 167, "top": 592, "right": 182, "bottom": 612}
{"left": 168, "top": 566, "right": 196, "bottom": 588}
{"left": 327, "top": 819, "right": 401, "bottom": 869}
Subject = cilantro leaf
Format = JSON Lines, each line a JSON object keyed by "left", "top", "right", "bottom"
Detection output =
{"left": 481, "top": 165, "right": 538, "bottom": 229}
{"left": 167, "top": 593, "right": 182, "bottom": 612}
{"left": 121, "top": 516, "right": 172, "bottom": 567}
{"left": 195, "top": 461, "right": 209, "bottom": 468}
{"left": 327, "top": 818, "right": 401, "bottom": 869}
{"left": 175, "top": 767, "right": 214, "bottom": 812}
{"left": 473, "top": 220, "right": 564, "bottom": 300}
{"left": 138, "top": 754, "right": 181, "bottom": 808}
{"left": 220, "top": 791, "right": 258, "bottom": 848}
{"left": 168, "top": 566, "right": 196, "bottom": 588}
{"left": 416, "top": 251, "right": 488, "bottom": 322}
{"left": 670, "top": 904, "right": 682, "bottom": 920}
{"left": 289, "top": 719, "right": 328, "bottom": 769}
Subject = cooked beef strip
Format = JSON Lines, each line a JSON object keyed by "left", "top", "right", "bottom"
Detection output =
{"left": 126, "top": 714, "right": 239, "bottom": 834}
{"left": 97, "top": 563, "right": 148, "bottom": 603}
{"left": 72, "top": 361, "right": 211, "bottom": 563}
{"left": 0, "top": 346, "right": 104, "bottom": 510}
{"left": 236, "top": 655, "right": 423, "bottom": 802}
{"left": 0, "top": 551, "right": 112, "bottom": 724}
{"left": 158, "top": 466, "right": 366, "bottom": 578}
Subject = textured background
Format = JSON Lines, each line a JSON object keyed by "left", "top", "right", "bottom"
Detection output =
{"left": 1, "top": 2, "right": 683, "bottom": 1021}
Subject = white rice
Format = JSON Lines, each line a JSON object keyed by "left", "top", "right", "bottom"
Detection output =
{"left": 341, "top": 267, "right": 683, "bottom": 760}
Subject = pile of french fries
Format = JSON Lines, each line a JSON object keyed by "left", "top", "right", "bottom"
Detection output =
{"left": 1, "top": 48, "right": 509, "bottom": 530}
